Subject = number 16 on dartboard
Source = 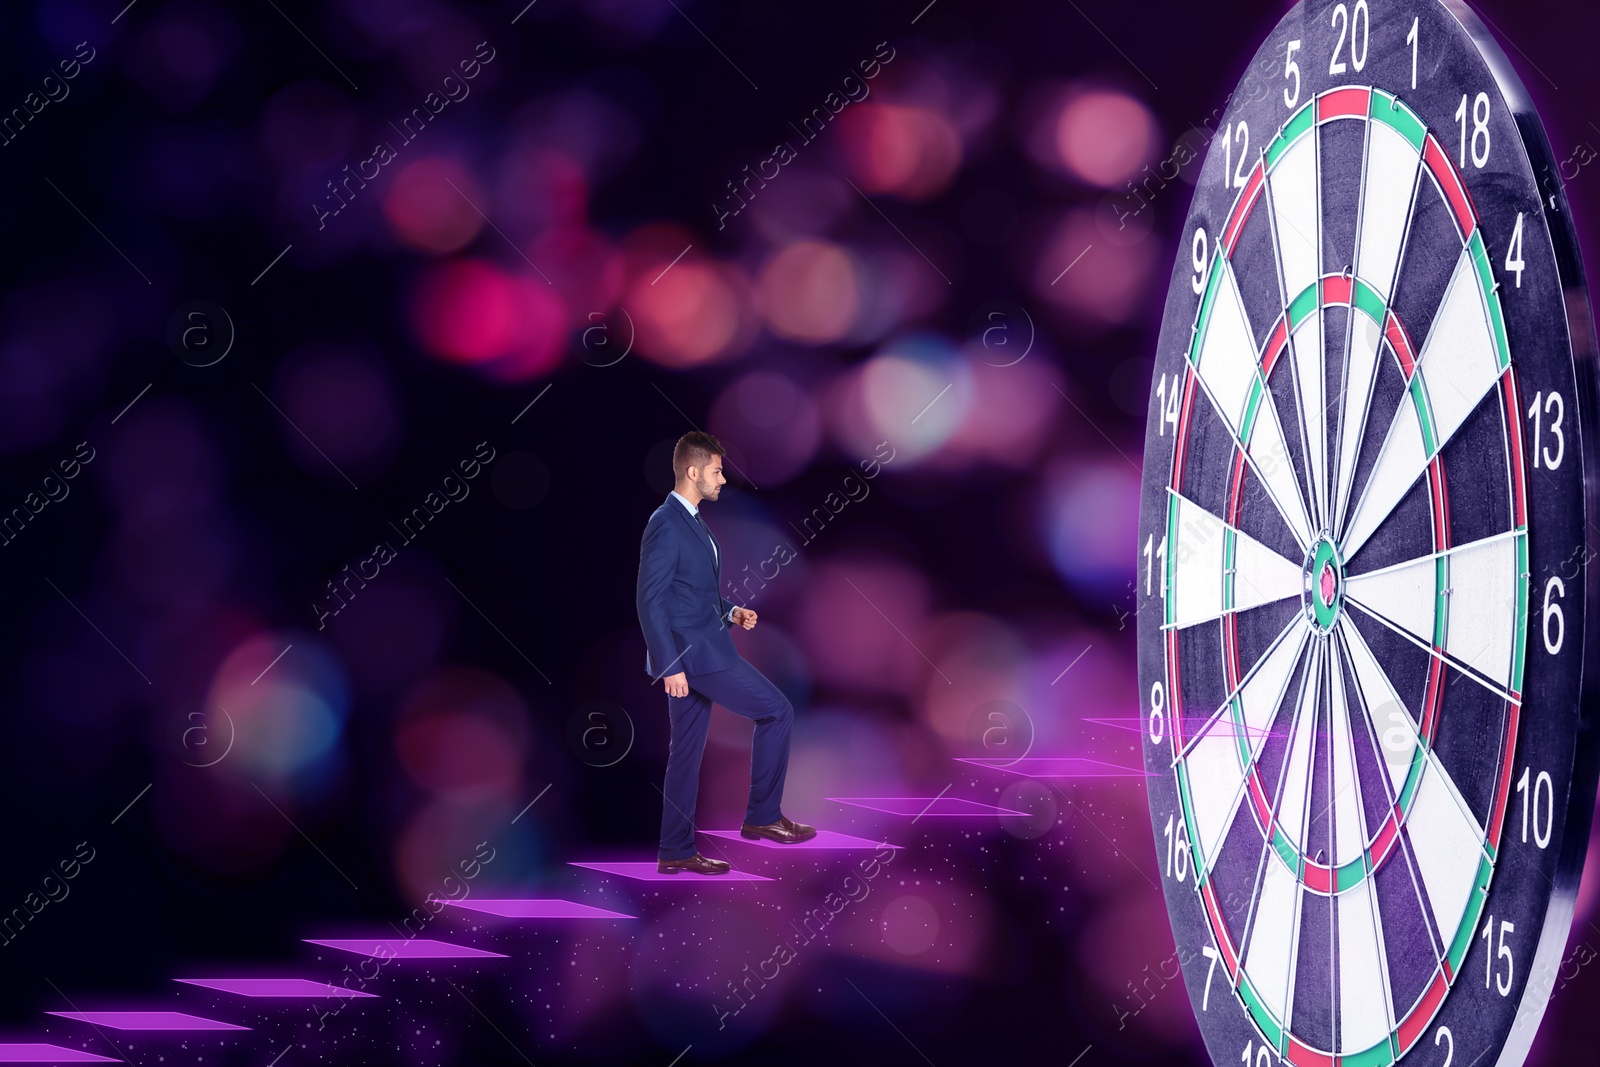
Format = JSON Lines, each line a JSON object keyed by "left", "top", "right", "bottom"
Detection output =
{"left": 1136, "top": 3, "right": 1600, "bottom": 1066}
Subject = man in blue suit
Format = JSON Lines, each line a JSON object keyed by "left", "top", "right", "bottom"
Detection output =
{"left": 637, "top": 431, "right": 816, "bottom": 874}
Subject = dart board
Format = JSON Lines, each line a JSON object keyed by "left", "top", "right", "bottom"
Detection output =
{"left": 1135, "top": 2, "right": 1600, "bottom": 1066}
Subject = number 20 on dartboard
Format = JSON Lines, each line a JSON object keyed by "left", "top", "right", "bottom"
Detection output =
{"left": 1135, "top": 3, "right": 1600, "bottom": 1067}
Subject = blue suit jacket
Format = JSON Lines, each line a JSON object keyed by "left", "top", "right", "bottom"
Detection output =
{"left": 637, "top": 493, "right": 740, "bottom": 679}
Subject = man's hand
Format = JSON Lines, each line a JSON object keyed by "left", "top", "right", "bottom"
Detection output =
{"left": 731, "top": 607, "right": 757, "bottom": 630}
{"left": 663, "top": 671, "right": 689, "bottom": 698}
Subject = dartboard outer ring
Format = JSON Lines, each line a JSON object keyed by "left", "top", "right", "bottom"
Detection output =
{"left": 1134, "top": 3, "right": 1600, "bottom": 1067}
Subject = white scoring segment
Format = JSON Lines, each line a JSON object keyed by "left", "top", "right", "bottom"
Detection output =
{"left": 1268, "top": 132, "right": 1327, "bottom": 531}
{"left": 1290, "top": 314, "right": 1329, "bottom": 532}
{"left": 1416, "top": 248, "right": 1505, "bottom": 442}
{"left": 1354, "top": 119, "right": 1423, "bottom": 303}
{"left": 1185, "top": 726, "right": 1247, "bottom": 877}
{"left": 1329, "top": 626, "right": 1399, "bottom": 1053}
{"left": 1190, "top": 258, "right": 1316, "bottom": 551}
{"left": 1338, "top": 874, "right": 1397, "bottom": 1054}
{"left": 1328, "top": 657, "right": 1366, "bottom": 869}
{"left": 1239, "top": 623, "right": 1310, "bottom": 764}
{"left": 1245, "top": 843, "right": 1303, "bottom": 1028}
{"left": 1344, "top": 553, "right": 1437, "bottom": 652}
{"left": 1333, "top": 310, "right": 1385, "bottom": 537}
{"left": 1343, "top": 531, "right": 1522, "bottom": 692}
{"left": 1269, "top": 126, "right": 1322, "bottom": 308}
{"left": 1168, "top": 496, "right": 1226, "bottom": 630}
{"left": 1195, "top": 257, "right": 1258, "bottom": 424}
{"left": 1343, "top": 246, "right": 1503, "bottom": 559}
{"left": 1442, "top": 533, "right": 1522, "bottom": 691}
{"left": 1165, "top": 492, "right": 1304, "bottom": 629}
{"left": 1406, "top": 753, "right": 1488, "bottom": 951}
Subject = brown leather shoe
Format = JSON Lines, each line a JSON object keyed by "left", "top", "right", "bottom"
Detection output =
{"left": 656, "top": 853, "right": 732, "bottom": 875}
{"left": 740, "top": 816, "right": 817, "bottom": 844}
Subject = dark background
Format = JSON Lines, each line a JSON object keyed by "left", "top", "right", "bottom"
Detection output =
{"left": 0, "top": 0, "right": 1595, "bottom": 1064}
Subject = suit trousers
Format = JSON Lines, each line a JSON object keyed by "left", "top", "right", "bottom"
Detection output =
{"left": 657, "top": 656, "right": 794, "bottom": 861}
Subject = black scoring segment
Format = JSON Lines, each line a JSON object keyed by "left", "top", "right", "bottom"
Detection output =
{"left": 1439, "top": 379, "right": 1513, "bottom": 547}
{"left": 1176, "top": 619, "right": 1230, "bottom": 738}
{"left": 1232, "top": 199, "right": 1289, "bottom": 353}
{"left": 1177, "top": 375, "right": 1238, "bottom": 519}
{"left": 1430, "top": 666, "right": 1509, "bottom": 828}
{"left": 1345, "top": 474, "right": 1434, "bottom": 576}
{"left": 1319, "top": 116, "right": 1367, "bottom": 278}
{"left": 1347, "top": 608, "right": 1431, "bottom": 726}
{"left": 1391, "top": 170, "right": 1464, "bottom": 354}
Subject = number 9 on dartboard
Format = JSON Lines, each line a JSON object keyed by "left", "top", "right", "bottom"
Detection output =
{"left": 1135, "top": 3, "right": 1600, "bottom": 1066}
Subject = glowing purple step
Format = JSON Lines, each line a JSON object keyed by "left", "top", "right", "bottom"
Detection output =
{"left": 1083, "top": 716, "right": 1279, "bottom": 740}
{"left": 955, "top": 756, "right": 1154, "bottom": 778}
{"left": 305, "top": 938, "right": 507, "bottom": 960}
{"left": 827, "top": 796, "right": 1028, "bottom": 816}
{"left": 174, "top": 978, "right": 378, "bottom": 998}
{"left": 702, "top": 830, "right": 902, "bottom": 850}
{"left": 48, "top": 1011, "right": 246, "bottom": 1031}
{"left": 444, "top": 898, "right": 635, "bottom": 919}
{"left": 0, "top": 1045, "right": 118, "bottom": 1062}
{"left": 568, "top": 861, "right": 773, "bottom": 882}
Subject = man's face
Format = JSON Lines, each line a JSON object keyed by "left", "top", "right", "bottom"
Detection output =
{"left": 694, "top": 455, "right": 726, "bottom": 501}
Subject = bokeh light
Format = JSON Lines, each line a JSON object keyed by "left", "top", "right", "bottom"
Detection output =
{"left": 382, "top": 157, "right": 486, "bottom": 254}
{"left": 0, "top": 282, "right": 112, "bottom": 453}
{"left": 881, "top": 894, "right": 940, "bottom": 954}
{"left": 1032, "top": 206, "right": 1158, "bottom": 329}
{"left": 838, "top": 103, "right": 962, "bottom": 199}
{"left": 412, "top": 258, "right": 567, "bottom": 379}
{"left": 205, "top": 632, "right": 350, "bottom": 791}
{"left": 620, "top": 226, "right": 756, "bottom": 367}
{"left": 1037, "top": 455, "right": 1141, "bottom": 601}
{"left": 826, "top": 333, "right": 971, "bottom": 467}
{"left": 756, "top": 240, "right": 860, "bottom": 344}
{"left": 122, "top": 1, "right": 239, "bottom": 113}
{"left": 1052, "top": 88, "right": 1160, "bottom": 187}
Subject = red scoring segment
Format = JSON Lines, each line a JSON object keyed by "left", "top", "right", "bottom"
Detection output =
{"left": 1317, "top": 86, "right": 1371, "bottom": 121}
{"left": 1423, "top": 134, "right": 1478, "bottom": 238}
{"left": 1222, "top": 164, "right": 1265, "bottom": 257}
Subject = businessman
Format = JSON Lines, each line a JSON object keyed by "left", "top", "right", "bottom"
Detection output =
{"left": 637, "top": 431, "right": 816, "bottom": 874}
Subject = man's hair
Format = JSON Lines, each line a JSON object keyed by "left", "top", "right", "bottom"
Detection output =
{"left": 673, "top": 431, "right": 726, "bottom": 483}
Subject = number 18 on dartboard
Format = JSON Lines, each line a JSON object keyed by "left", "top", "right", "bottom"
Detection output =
{"left": 1136, "top": 2, "right": 1600, "bottom": 1066}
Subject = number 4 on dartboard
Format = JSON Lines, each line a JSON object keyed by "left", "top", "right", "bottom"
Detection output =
{"left": 1136, "top": 3, "right": 1600, "bottom": 1067}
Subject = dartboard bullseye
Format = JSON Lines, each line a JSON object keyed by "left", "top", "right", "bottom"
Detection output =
{"left": 1136, "top": 3, "right": 1600, "bottom": 1066}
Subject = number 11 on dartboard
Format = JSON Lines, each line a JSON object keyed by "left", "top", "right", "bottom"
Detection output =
{"left": 1135, "top": 3, "right": 1600, "bottom": 1066}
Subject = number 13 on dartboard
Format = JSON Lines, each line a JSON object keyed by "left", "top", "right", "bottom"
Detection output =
{"left": 1135, "top": 3, "right": 1600, "bottom": 1067}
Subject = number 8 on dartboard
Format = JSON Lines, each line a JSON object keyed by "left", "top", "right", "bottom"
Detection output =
{"left": 1135, "top": 3, "right": 1600, "bottom": 1066}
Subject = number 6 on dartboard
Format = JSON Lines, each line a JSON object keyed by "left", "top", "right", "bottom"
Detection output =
{"left": 1136, "top": 3, "right": 1600, "bottom": 1067}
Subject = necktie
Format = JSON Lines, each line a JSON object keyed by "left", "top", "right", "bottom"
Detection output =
{"left": 694, "top": 509, "right": 725, "bottom": 623}
{"left": 694, "top": 510, "right": 717, "bottom": 566}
